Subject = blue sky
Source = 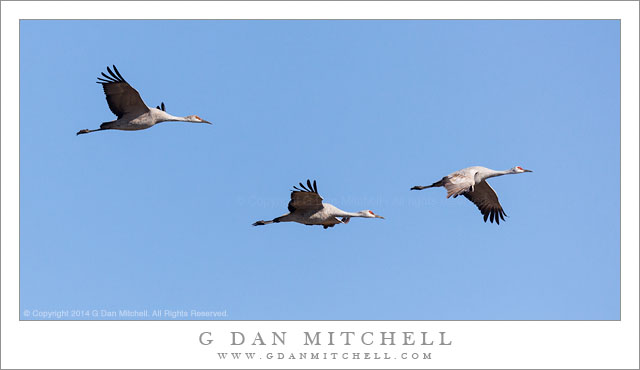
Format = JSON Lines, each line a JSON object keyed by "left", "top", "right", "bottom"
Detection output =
{"left": 19, "top": 20, "right": 620, "bottom": 320}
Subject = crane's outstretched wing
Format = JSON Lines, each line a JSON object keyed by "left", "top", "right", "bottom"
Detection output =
{"left": 96, "top": 65, "right": 149, "bottom": 119}
{"left": 463, "top": 180, "right": 507, "bottom": 224}
{"left": 288, "top": 179, "right": 323, "bottom": 213}
{"left": 443, "top": 173, "right": 475, "bottom": 198}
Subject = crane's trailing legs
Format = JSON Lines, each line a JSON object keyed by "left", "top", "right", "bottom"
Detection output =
{"left": 411, "top": 179, "right": 444, "bottom": 191}
{"left": 77, "top": 120, "right": 115, "bottom": 135}
{"left": 252, "top": 216, "right": 286, "bottom": 226}
{"left": 77, "top": 128, "right": 107, "bottom": 135}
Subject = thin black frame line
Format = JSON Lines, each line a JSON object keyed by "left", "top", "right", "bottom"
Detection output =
{"left": 15, "top": 18, "right": 624, "bottom": 322}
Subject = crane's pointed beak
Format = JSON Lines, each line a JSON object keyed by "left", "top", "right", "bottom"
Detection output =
{"left": 201, "top": 119, "right": 212, "bottom": 124}
{"left": 376, "top": 215, "right": 385, "bottom": 219}
{"left": 524, "top": 169, "right": 532, "bottom": 172}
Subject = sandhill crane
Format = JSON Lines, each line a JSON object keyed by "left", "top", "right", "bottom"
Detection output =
{"left": 411, "top": 166, "right": 532, "bottom": 224}
{"left": 76, "top": 65, "right": 211, "bottom": 135}
{"left": 253, "top": 179, "right": 384, "bottom": 229}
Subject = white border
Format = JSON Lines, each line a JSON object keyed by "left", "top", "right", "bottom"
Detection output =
{"left": 2, "top": 1, "right": 638, "bottom": 369}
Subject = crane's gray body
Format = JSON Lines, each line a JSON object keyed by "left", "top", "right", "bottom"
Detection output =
{"left": 253, "top": 180, "right": 384, "bottom": 229}
{"left": 411, "top": 166, "right": 532, "bottom": 224}
{"left": 101, "top": 108, "right": 188, "bottom": 131}
{"left": 77, "top": 65, "right": 210, "bottom": 135}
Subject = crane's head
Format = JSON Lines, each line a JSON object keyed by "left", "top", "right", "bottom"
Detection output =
{"left": 512, "top": 166, "right": 532, "bottom": 173}
{"left": 185, "top": 115, "right": 212, "bottom": 124}
{"left": 361, "top": 210, "right": 385, "bottom": 219}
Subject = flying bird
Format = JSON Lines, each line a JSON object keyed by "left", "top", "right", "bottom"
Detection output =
{"left": 411, "top": 166, "right": 532, "bottom": 224}
{"left": 76, "top": 65, "right": 211, "bottom": 135}
{"left": 252, "top": 179, "right": 384, "bottom": 229}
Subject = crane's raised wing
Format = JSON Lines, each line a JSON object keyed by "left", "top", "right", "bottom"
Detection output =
{"left": 288, "top": 179, "right": 323, "bottom": 213}
{"left": 96, "top": 65, "right": 149, "bottom": 119}
{"left": 443, "top": 173, "right": 475, "bottom": 198}
{"left": 463, "top": 180, "right": 507, "bottom": 224}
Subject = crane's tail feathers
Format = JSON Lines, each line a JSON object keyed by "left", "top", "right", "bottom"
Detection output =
{"left": 99, "top": 121, "right": 117, "bottom": 129}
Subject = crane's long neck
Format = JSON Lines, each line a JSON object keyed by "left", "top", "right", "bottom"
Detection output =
{"left": 156, "top": 110, "right": 189, "bottom": 123}
{"left": 483, "top": 169, "right": 514, "bottom": 180}
{"left": 331, "top": 209, "right": 368, "bottom": 218}
{"left": 163, "top": 114, "right": 189, "bottom": 122}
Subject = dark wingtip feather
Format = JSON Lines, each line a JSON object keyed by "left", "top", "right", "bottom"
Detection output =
{"left": 293, "top": 180, "right": 319, "bottom": 193}
{"left": 161, "top": 102, "right": 165, "bottom": 111}
{"left": 112, "top": 65, "right": 126, "bottom": 82}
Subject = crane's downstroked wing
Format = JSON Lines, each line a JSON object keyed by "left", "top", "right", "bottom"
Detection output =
{"left": 96, "top": 65, "right": 149, "bottom": 119}
{"left": 463, "top": 180, "right": 507, "bottom": 224}
{"left": 288, "top": 180, "right": 323, "bottom": 212}
{"left": 443, "top": 173, "right": 475, "bottom": 198}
